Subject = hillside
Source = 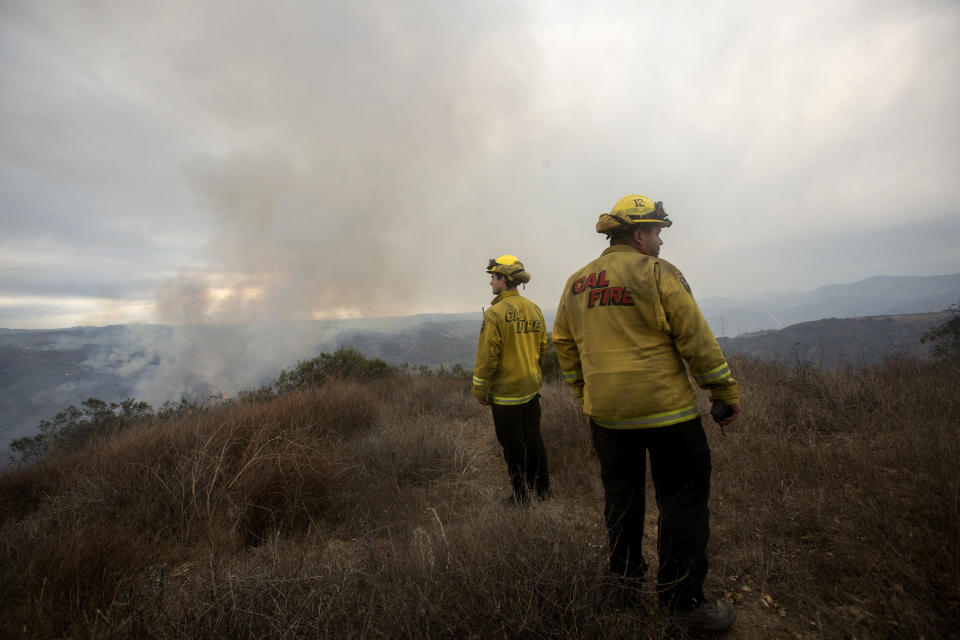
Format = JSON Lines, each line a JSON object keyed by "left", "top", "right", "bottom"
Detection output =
{"left": 718, "top": 311, "right": 951, "bottom": 367}
{"left": 1, "top": 357, "right": 957, "bottom": 638}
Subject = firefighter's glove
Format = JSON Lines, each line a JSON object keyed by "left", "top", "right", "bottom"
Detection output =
{"left": 572, "top": 382, "right": 585, "bottom": 407}
{"left": 473, "top": 386, "right": 490, "bottom": 405}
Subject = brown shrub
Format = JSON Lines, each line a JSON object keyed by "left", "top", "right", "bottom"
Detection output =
{"left": 1, "top": 360, "right": 958, "bottom": 639}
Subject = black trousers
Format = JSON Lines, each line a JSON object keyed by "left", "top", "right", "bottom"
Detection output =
{"left": 590, "top": 417, "right": 711, "bottom": 609}
{"left": 491, "top": 396, "right": 550, "bottom": 501}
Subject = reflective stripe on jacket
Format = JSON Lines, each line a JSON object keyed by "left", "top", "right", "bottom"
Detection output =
{"left": 473, "top": 289, "right": 547, "bottom": 405}
{"left": 552, "top": 244, "right": 739, "bottom": 428}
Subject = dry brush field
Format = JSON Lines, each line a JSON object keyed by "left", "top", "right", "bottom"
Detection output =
{"left": 1, "top": 357, "right": 958, "bottom": 639}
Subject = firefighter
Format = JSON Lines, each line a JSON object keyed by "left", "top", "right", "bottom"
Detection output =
{"left": 552, "top": 195, "right": 741, "bottom": 631}
{"left": 473, "top": 255, "right": 550, "bottom": 504}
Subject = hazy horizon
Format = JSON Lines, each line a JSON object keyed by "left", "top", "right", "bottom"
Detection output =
{"left": 1, "top": 270, "right": 957, "bottom": 333}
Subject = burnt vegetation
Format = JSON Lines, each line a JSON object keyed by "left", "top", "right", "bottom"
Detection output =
{"left": 1, "top": 340, "right": 959, "bottom": 639}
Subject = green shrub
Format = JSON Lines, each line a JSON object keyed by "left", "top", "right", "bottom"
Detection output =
{"left": 10, "top": 398, "right": 152, "bottom": 463}
{"left": 272, "top": 347, "right": 395, "bottom": 395}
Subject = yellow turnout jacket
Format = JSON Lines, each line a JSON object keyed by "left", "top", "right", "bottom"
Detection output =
{"left": 473, "top": 289, "right": 547, "bottom": 405}
{"left": 553, "top": 244, "right": 739, "bottom": 428}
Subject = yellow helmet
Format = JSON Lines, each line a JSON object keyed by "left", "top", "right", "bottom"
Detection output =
{"left": 486, "top": 254, "right": 531, "bottom": 284}
{"left": 596, "top": 194, "right": 672, "bottom": 235}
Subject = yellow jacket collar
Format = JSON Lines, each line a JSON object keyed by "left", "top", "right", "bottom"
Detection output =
{"left": 491, "top": 289, "right": 520, "bottom": 305}
{"left": 601, "top": 244, "right": 643, "bottom": 256}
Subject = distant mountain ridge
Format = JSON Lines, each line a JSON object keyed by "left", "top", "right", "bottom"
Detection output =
{"left": 699, "top": 273, "right": 960, "bottom": 336}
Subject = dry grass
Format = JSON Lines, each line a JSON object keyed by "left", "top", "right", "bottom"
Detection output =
{"left": 711, "top": 357, "right": 960, "bottom": 638}
{"left": 1, "top": 359, "right": 958, "bottom": 639}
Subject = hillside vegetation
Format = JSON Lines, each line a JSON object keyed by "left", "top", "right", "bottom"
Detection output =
{"left": 1, "top": 355, "right": 958, "bottom": 639}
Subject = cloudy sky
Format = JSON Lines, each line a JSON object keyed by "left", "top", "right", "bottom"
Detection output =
{"left": 2, "top": 0, "right": 959, "bottom": 330}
